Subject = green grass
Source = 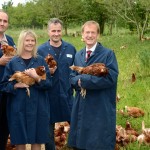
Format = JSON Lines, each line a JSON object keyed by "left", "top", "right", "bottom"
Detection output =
{"left": 6, "top": 28, "right": 150, "bottom": 149}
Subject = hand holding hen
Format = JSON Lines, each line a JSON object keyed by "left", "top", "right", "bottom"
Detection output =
{"left": 0, "top": 55, "right": 13, "bottom": 66}
{"left": 1, "top": 45, "right": 16, "bottom": 56}
{"left": 9, "top": 66, "right": 46, "bottom": 97}
{"left": 70, "top": 63, "right": 109, "bottom": 98}
{"left": 45, "top": 54, "right": 57, "bottom": 75}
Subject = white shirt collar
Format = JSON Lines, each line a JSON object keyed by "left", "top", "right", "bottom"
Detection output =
{"left": 86, "top": 42, "right": 97, "bottom": 53}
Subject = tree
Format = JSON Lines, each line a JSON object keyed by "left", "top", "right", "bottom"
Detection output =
{"left": 96, "top": 0, "right": 120, "bottom": 35}
{"left": 2, "top": 0, "right": 13, "bottom": 11}
{"left": 51, "top": 0, "right": 84, "bottom": 35}
{"left": 6, "top": 0, "right": 49, "bottom": 28}
{"left": 82, "top": 0, "right": 109, "bottom": 34}
{"left": 105, "top": 0, "right": 150, "bottom": 40}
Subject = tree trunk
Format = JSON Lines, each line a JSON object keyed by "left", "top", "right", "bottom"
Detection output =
{"left": 136, "top": 23, "right": 142, "bottom": 41}
{"left": 99, "top": 21, "right": 105, "bottom": 34}
{"left": 64, "top": 26, "right": 68, "bottom": 36}
{"left": 109, "top": 23, "right": 113, "bottom": 35}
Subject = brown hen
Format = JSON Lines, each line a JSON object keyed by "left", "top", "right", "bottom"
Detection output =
{"left": 125, "top": 106, "right": 145, "bottom": 118}
{"left": 131, "top": 73, "right": 136, "bottom": 83}
{"left": 137, "top": 121, "right": 150, "bottom": 145}
{"left": 70, "top": 63, "right": 109, "bottom": 98}
{"left": 45, "top": 54, "right": 57, "bottom": 68}
{"left": 1, "top": 45, "right": 16, "bottom": 56}
{"left": 125, "top": 121, "right": 139, "bottom": 137}
{"left": 9, "top": 66, "right": 46, "bottom": 96}
{"left": 70, "top": 63, "right": 108, "bottom": 76}
{"left": 54, "top": 122, "right": 70, "bottom": 150}
{"left": 116, "top": 124, "right": 137, "bottom": 149}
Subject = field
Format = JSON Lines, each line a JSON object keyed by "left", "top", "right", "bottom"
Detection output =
{"left": 6, "top": 28, "right": 150, "bottom": 149}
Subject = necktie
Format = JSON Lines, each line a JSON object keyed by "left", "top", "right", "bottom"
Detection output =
{"left": 86, "top": 50, "right": 92, "bottom": 62}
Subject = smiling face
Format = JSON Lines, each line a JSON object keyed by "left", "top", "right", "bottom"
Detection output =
{"left": 82, "top": 22, "right": 100, "bottom": 49}
{"left": 17, "top": 30, "right": 37, "bottom": 57}
{"left": 48, "top": 23, "right": 62, "bottom": 46}
{"left": 0, "top": 11, "right": 8, "bottom": 35}
{"left": 23, "top": 35, "right": 36, "bottom": 53}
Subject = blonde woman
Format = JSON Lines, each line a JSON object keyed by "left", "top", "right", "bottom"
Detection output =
{"left": 0, "top": 30, "right": 52, "bottom": 150}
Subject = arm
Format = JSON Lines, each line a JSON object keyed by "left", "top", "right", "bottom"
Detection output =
{"left": 30, "top": 59, "right": 52, "bottom": 90}
{"left": 70, "top": 51, "right": 119, "bottom": 90}
{"left": 24, "top": 68, "right": 42, "bottom": 83}
{"left": 49, "top": 66, "right": 57, "bottom": 75}
{"left": 80, "top": 51, "right": 118, "bottom": 90}
{"left": 24, "top": 69, "right": 52, "bottom": 90}
{"left": 0, "top": 55, "right": 13, "bottom": 66}
{"left": 0, "top": 62, "right": 18, "bottom": 94}
{"left": 70, "top": 70, "right": 82, "bottom": 91}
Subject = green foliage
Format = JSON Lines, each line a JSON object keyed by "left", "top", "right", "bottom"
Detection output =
{"left": 34, "top": 0, "right": 84, "bottom": 35}
{"left": 96, "top": 0, "right": 150, "bottom": 39}
{"left": 2, "top": 0, "right": 149, "bottom": 39}
{"left": 81, "top": 0, "right": 109, "bottom": 34}
{"left": 138, "top": 49, "right": 150, "bottom": 77}
{"left": 2, "top": 0, "right": 13, "bottom": 11}
{"left": 6, "top": 1, "right": 48, "bottom": 28}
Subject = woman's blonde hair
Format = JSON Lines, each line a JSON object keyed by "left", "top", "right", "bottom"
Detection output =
{"left": 17, "top": 30, "right": 37, "bottom": 57}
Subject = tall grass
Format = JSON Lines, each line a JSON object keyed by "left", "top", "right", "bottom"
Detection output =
{"left": 6, "top": 28, "right": 150, "bottom": 149}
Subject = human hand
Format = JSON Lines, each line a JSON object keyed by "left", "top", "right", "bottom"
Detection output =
{"left": 49, "top": 66, "right": 57, "bottom": 75}
{"left": 24, "top": 68, "right": 40, "bottom": 82}
{"left": 0, "top": 54, "right": 13, "bottom": 66}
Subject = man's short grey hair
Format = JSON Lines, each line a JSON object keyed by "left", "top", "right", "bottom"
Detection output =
{"left": 47, "top": 18, "right": 63, "bottom": 29}
{"left": 0, "top": 9, "right": 6, "bottom": 13}
{"left": 0, "top": 9, "right": 9, "bottom": 20}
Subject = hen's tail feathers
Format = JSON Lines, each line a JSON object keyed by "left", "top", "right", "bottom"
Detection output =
{"left": 70, "top": 66, "right": 83, "bottom": 73}
{"left": 9, "top": 77, "right": 14, "bottom": 81}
